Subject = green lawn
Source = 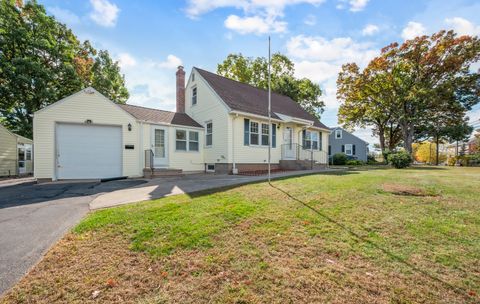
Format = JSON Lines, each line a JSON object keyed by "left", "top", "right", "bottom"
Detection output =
{"left": 3, "top": 167, "right": 480, "bottom": 303}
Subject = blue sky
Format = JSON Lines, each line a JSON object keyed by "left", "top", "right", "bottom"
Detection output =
{"left": 41, "top": 0, "right": 480, "bottom": 144}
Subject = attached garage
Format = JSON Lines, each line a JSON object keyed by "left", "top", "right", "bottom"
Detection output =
{"left": 56, "top": 123, "right": 122, "bottom": 179}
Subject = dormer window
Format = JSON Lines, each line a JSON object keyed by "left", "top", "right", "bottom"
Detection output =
{"left": 335, "top": 129, "right": 342, "bottom": 139}
{"left": 192, "top": 87, "right": 197, "bottom": 106}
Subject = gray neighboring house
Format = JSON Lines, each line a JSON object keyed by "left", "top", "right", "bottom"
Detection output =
{"left": 328, "top": 127, "right": 369, "bottom": 162}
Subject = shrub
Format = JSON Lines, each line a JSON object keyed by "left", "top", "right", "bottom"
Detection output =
{"left": 447, "top": 157, "right": 456, "bottom": 166}
{"left": 332, "top": 153, "right": 348, "bottom": 165}
{"left": 388, "top": 151, "right": 412, "bottom": 169}
{"left": 382, "top": 149, "right": 393, "bottom": 164}
{"left": 346, "top": 160, "right": 364, "bottom": 166}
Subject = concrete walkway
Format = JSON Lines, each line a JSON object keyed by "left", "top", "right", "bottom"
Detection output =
{"left": 91, "top": 168, "right": 339, "bottom": 209}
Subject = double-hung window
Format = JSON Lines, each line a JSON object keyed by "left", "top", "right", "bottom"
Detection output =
{"left": 176, "top": 130, "right": 200, "bottom": 151}
{"left": 345, "top": 144, "right": 353, "bottom": 155}
{"left": 250, "top": 122, "right": 259, "bottom": 145}
{"left": 311, "top": 132, "right": 319, "bottom": 150}
{"left": 189, "top": 131, "right": 199, "bottom": 151}
{"left": 304, "top": 131, "right": 319, "bottom": 150}
{"left": 335, "top": 129, "right": 342, "bottom": 139}
{"left": 192, "top": 87, "right": 197, "bottom": 105}
{"left": 261, "top": 123, "right": 269, "bottom": 146}
{"left": 176, "top": 130, "right": 187, "bottom": 151}
{"left": 206, "top": 122, "right": 213, "bottom": 146}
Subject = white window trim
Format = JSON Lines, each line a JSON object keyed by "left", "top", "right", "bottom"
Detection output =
{"left": 250, "top": 121, "right": 260, "bottom": 146}
{"left": 175, "top": 128, "right": 200, "bottom": 152}
{"left": 261, "top": 123, "right": 269, "bottom": 146}
{"left": 205, "top": 121, "right": 213, "bottom": 147}
{"left": 191, "top": 86, "right": 197, "bottom": 106}
{"left": 206, "top": 164, "right": 215, "bottom": 172}
{"left": 335, "top": 129, "right": 342, "bottom": 139}
{"left": 345, "top": 144, "right": 353, "bottom": 156}
{"left": 248, "top": 120, "right": 271, "bottom": 147}
{"left": 304, "top": 130, "right": 320, "bottom": 150}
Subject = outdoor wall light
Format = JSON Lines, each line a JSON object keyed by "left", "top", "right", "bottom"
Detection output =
{"left": 128, "top": 123, "right": 132, "bottom": 131}
{"left": 85, "top": 119, "right": 92, "bottom": 124}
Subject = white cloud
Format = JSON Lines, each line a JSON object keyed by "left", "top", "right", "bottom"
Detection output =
{"left": 118, "top": 55, "right": 184, "bottom": 110}
{"left": 287, "top": 35, "right": 377, "bottom": 62}
{"left": 286, "top": 35, "right": 378, "bottom": 110}
{"left": 185, "top": 0, "right": 325, "bottom": 18}
{"left": 157, "top": 55, "right": 183, "bottom": 69}
{"left": 47, "top": 7, "right": 80, "bottom": 25}
{"left": 117, "top": 53, "right": 137, "bottom": 68}
{"left": 362, "top": 24, "right": 379, "bottom": 36}
{"left": 304, "top": 14, "right": 317, "bottom": 26}
{"left": 89, "top": 0, "right": 120, "bottom": 27}
{"left": 349, "top": 0, "right": 369, "bottom": 12}
{"left": 401, "top": 21, "right": 426, "bottom": 40}
{"left": 445, "top": 17, "right": 480, "bottom": 36}
{"left": 337, "top": 0, "right": 369, "bottom": 12}
{"left": 185, "top": 0, "right": 325, "bottom": 34}
{"left": 224, "top": 14, "right": 287, "bottom": 34}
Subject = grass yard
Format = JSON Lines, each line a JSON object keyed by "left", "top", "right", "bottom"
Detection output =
{"left": 2, "top": 167, "right": 480, "bottom": 303}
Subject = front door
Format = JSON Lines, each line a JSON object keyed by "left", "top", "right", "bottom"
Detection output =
{"left": 152, "top": 126, "right": 168, "bottom": 167}
{"left": 283, "top": 126, "right": 295, "bottom": 159}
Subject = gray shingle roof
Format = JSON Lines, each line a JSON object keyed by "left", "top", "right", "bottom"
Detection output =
{"left": 118, "top": 104, "right": 202, "bottom": 128}
{"left": 195, "top": 68, "right": 328, "bottom": 129}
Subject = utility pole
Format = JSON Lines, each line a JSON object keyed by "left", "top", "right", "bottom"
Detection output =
{"left": 268, "top": 36, "right": 272, "bottom": 184}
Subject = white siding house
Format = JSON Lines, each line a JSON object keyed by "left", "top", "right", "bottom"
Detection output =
{"left": 0, "top": 124, "right": 33, "bottom": 177}
{"left": 33, "top": 66, "right": 329, "bottom": 181}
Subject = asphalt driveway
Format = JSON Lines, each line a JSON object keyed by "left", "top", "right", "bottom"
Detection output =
{"left": 0, "top": 179, "right": 146, "bottom": 296}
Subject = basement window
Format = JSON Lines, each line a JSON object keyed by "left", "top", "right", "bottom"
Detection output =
{"left": 206, "top": 164, "right": 215, "bottom": 172}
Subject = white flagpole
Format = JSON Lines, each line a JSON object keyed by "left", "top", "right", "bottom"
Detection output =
{"left": 268, "top": 36, "right": 272, "bottom": 183}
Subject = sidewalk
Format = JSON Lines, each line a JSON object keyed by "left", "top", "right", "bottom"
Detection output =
{"left": 90, "top": 168, "right": 341, "bottom": 209}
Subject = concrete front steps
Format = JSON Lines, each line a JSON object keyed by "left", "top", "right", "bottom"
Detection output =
{"left": 143, "top": 168, "right": 184, "bottom": 178}
{"left": 280, "top": 159, "right": 328, "bottom": 171}
{"left": 279, "top": 159, "right": 314, "bottom": 170}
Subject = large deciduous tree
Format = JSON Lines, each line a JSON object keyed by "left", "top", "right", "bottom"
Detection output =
{"left": 337, "top": 30, "right": 480, "bottom": 155}
{"left": 0, "top": 0, "right": 129, "bottom": 138}
{"left": 217, "top": 53, "right": 324, "bottom": 118}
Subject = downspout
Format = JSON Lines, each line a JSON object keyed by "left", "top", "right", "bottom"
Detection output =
{"left": 232, "top": 114, "right": 238, "bottom": 174}
{"left": 139, "top": 121, "right": 144, "bottom": 175}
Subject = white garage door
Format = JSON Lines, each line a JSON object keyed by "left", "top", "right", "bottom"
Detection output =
{"left": 57, "top": 124, "right": 122, "bottom": 179}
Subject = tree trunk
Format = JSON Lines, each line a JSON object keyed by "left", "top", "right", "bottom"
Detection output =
{"left": 402, "top": 122, "right": 414, "bottom": 155}
{"left": 435, "top": 136, "right": 440, "bottom": 166}
{"left": 378, "top": 126, "right": 386, "bottom": 152}
{"left": 455, "top": 141, "right": 458, "bottom": 157}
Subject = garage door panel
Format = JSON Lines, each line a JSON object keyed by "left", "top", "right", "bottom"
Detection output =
{"left": 57, "top": 124, "right": 122, "bottom": 179}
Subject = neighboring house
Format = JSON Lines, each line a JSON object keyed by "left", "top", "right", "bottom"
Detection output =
{"left": 33, "top": 66, "right": 329, "bottom": 181}
{"left": 328, "top": 127, "right": 369, "bottom": 162}
{"left": 0, "top": 124, "right": 33, "bottom": 177}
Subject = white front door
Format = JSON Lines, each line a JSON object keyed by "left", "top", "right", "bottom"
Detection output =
{"left": 152, "top": 126, "right": 168, "bottom": 167}
{"left": 283, "top": 126, "right": 295, "bottom": 159}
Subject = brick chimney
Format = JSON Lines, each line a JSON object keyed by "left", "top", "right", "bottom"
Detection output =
{"left": 176, "top": 66, "right": 186, "bottom": 113}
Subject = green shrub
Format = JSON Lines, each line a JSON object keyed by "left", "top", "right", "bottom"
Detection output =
{"left": 346, "top": 160, "right": 364, "bottom": 166}
{"left": 388, "top": 151, "right": 412, "bottom": 169}
{"left": 382, "top": 149, "right": 393, "bottom": 164}
{"left": 332, "top": 153, "right": 348, "bottom": 165}
{"left": 367, "top": 154, "right": 377, "bottom": 163}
